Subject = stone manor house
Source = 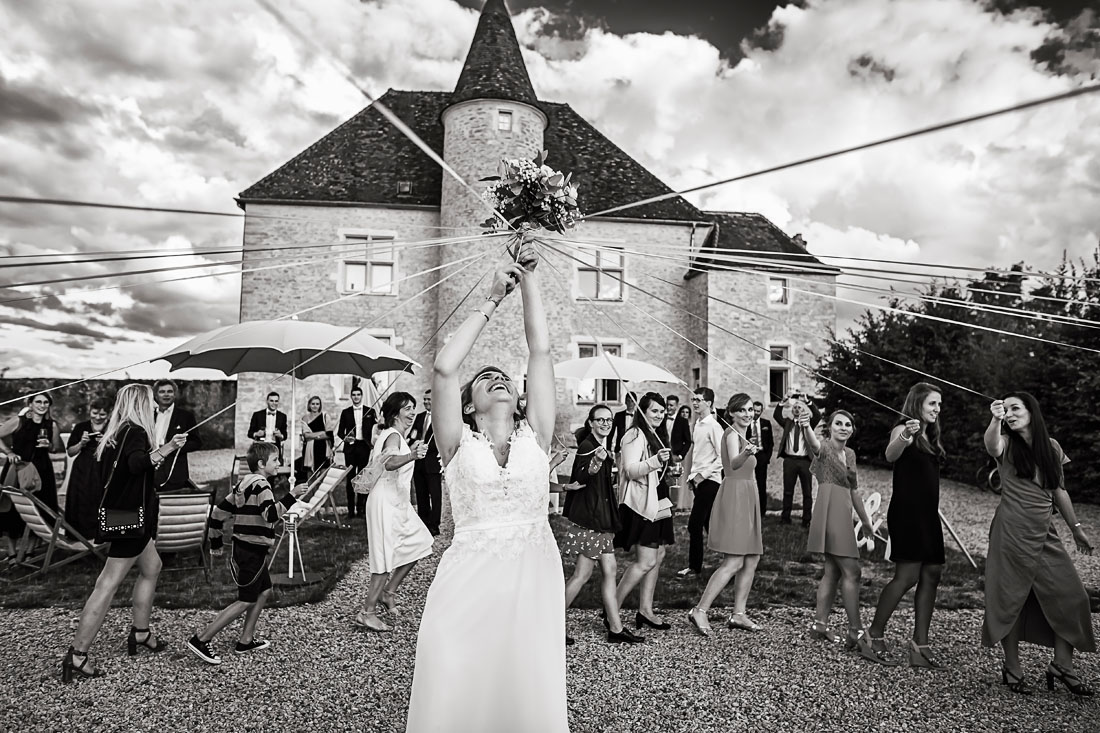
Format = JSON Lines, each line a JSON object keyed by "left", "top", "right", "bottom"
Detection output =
{"left": 232, "top": 0, "right": 837, "bottom": 443}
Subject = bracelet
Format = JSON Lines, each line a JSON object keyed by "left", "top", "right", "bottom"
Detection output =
{"left": 477, "top": 309, "right": 490, "bottom": 322}
{"left": 898, "top": 433, "right": 913, "bottom": 443}
{"left": 1073, "top": 522, "right": 1082, "bottom": 528}
{"left": 486, "top": 295, "right": 503, "bottom": 307}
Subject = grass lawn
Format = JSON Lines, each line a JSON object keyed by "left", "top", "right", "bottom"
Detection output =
{"left": 1, "top": 449, "right": 369, "bottom": 609}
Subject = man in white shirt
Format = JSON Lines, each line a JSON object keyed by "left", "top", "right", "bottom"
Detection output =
{"left": 338, "top": 386, "right": 376, "bottom": 519}
{"left": 152, "top": 379, "right": 201, "bottom": 492}
{"left": 664, "top": 394, "right": 680, "bottom": 436}
{"left": 677, "top": 387, "right": 725, "bottom": 577}
{"left": 248, "top": 391, "right": 288, "bottom": 462}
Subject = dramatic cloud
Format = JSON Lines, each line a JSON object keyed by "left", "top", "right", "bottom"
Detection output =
{"left": 2, "top": 0, "right": 1098, "bottom": 375}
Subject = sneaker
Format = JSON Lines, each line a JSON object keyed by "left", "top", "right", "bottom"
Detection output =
{"left": 675, "top": 567, "right": 698, "bottom": 578}
{"left": 187, "top": 634, "right": 221, "bottom": 665}
{"left": 235, "top": 638, "right": 271, "bottom": 654}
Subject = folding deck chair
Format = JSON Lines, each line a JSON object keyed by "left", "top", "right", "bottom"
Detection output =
{"left": 155, "top": 491, "right": 215, "bottom": 582}
{"left": 0, "top": 486, "right": 105, "bottom": 578}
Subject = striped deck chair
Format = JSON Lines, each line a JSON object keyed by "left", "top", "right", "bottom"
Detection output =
{"left": 0, "top": 486, "right": 105, "bottom": 579}
{"left": 155, "top": 491, "right": 214, "bottom": 582}
{"left": 270, "top": 463, "right": 351, "bottom": 580}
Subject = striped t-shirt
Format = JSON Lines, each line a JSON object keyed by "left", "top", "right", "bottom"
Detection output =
{"left": 208, "top": 473, "right": 297, "bottom": 551}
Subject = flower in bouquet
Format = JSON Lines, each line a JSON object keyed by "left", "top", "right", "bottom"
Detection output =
{"left": 480, "top": 150, "right": 581, "bottom": 236}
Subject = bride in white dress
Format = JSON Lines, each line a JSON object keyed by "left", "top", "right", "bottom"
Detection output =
{"left": 406, "top": 238, "right": 568, "bottom": 733}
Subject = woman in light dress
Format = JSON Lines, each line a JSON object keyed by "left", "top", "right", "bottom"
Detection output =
{"left": 803, "top": 410, "right": 891, "bottom": 664}
{"left": 406, "top": 238, "right": 567, "bottom": 732}
{"left": 983, "top": 393, "right": 1094, "bottom": 696}
{"left": 687, "top": 393, "right": 763, "bottom": 635}
{"left": 353, "top": 391, "right": 432, "bottom": 632}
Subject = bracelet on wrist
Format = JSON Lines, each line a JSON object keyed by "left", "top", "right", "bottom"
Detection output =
{"left": 1073, "top": 522, "right": 1082, "bottom": 529}
{"left": 486, "top": 295, "right": 503, "bottom": 307}
{"left": 898, "top": 433, "right": 913, "bottom": 443}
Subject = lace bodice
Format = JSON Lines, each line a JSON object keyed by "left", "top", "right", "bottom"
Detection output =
{"left": 441, "top": 422, "right": 555, "bottom": 560}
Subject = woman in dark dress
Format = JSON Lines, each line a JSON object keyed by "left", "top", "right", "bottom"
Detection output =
{"left": 868, "top": 382, "right": 947, "bottom": 668}
{"left": 62, "top": 384, "right": 188, "bottom": 683}
{"left": 64, "top": 398, "right": 111, "bottom": 538}
{"left": 982, "top": 393, "right": 1095, "bottom": 696}
{"left": 295, "top": 395, "right": 333, "bottom": 483}
{"left": 614, "top": 392, "right": 675, "bottom": 631}
{"left": 0, "top": 392, "right": 65, "bottom": 513}
{"left": 562, "top": 404, "right": 641, "bottom": 644}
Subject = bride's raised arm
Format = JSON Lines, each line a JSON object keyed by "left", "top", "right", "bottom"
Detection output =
{"left": 517, "top": 243, "right": 553, "bottom": 452}
{"left": 432, "top": 261, "right": 528, "bottom": 466}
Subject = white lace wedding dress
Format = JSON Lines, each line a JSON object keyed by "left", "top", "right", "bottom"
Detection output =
{"left": 405, "top": 422, "right": 568, "bottom": 733}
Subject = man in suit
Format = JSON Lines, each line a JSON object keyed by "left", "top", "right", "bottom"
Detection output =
{"left": 773, "top": 391, "right": 821, "bottom": 526}
{"left": 747, "top": 400, "right": 775, "bottom": 517}
{"left": 338, "top": 386, "right": 376, "bottom": 519}
{"left": 248, "top": 391, "right": 288, "bottom": 463}
{"left": 152, "top": 379, "right": 202, "bottom": 493}
{"left": 610, "top": 391, "right": 638, "bottom": 452}
{"left": 410, "top": 389, "right": 441, "bottom": 536}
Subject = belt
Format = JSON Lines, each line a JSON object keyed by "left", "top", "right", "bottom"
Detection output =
{"left": 453, "top": 517, "right": 545, "bottom": 535}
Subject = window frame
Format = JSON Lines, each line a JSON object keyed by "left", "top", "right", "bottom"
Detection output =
{"left": 336, "top": 228, "right": 399, "bottom": 296}
{"left": 767, "top": 276, "right": 791, "bottom": 307}
{"left": 497, "top": 109, "right": 514, "bottom": 132}
{"left": 767, "top": 343, "right": 792, "bottom": 403}
{"left": 573, "top": 341, "right": 623, "bottom": 404}
{"left": 575, "top": 246, "right": 626, "bottom": 302}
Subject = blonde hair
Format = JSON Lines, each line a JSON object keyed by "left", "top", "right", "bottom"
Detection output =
{"left": 96, "top": 383, "right": 156, "bottom": 460}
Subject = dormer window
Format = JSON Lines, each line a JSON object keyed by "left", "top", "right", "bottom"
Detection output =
{"left": 497, "top": 110, "right": 513, "bottom": 132}
{"left": 397, "top": 181, "right": 412, "bottom": 195}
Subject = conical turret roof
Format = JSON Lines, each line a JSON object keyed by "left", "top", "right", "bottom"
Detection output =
{"left": 450, "top": 0, "right": 537, "bottom": 106}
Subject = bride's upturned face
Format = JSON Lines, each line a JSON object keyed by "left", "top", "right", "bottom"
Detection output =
{"left": 470, "top": 369, "right": 517, "bottom": 414}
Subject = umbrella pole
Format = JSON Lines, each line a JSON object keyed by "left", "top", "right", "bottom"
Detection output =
{"left": 289, "top": 377, "right": 297, "bottom": 489}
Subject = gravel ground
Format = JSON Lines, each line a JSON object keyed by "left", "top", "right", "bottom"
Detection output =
{"left": 1, "top": 465, "right": 1097, "bottom": 732}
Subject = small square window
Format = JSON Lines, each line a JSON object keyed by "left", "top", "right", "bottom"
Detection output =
{"left": 575, "top": 343, "right": 621, "bottom": 403}
{"left": 768, "top": 277, "right": 789, "bottom": 304}
{"left": 497, "top": 110, "right": 513, "bottom": 131}
{"left": 397, "top": 181, "right": 412, "bottom": 195}
{"left": 576, "top": 247, "right": 625, "bottom": 301}
{"left": 343, "top": 263, "right": 367, "bottom": 293}
{"left": 338, "top": 232, "right": 396, "bottom": 295}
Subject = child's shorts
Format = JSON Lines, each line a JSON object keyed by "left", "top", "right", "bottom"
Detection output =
{"left": 232, "top": 541, "right": 272, "bottom": 602}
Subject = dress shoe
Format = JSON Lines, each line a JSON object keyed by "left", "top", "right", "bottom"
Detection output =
{"left": 635, "top": 612, "right": 671, "bottom": 631}
{"left": 565, "top": 635, "right": 575, "bottom": 646}
{"left": 607, "top": 628, "right": 645, "bottom": 644}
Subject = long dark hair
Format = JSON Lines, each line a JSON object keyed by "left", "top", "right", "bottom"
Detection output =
{"left": 459, "top": 365, "right": 525, "bottom": 432}
{"left": 897, "top": 382, "right": 945, "bottom": 458}
{"left": 627, "top": 392, "right": 668, "bottom": 454}
{"left": 574, "top": 403, "right": 612, "bottom": 445}
{"left": 1002, "top": 391, "right": 1063, "bottom": 490}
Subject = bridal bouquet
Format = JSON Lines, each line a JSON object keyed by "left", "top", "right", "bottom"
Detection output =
{"left": 480, "top": 150, "right": 581, "bottom": 236}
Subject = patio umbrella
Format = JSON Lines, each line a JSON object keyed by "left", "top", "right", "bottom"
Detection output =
{"left": 156, "top": 319, "right": 420, "bottom": 478}
{"left": 554, "top": 353, "right": 685, "bottom": 385}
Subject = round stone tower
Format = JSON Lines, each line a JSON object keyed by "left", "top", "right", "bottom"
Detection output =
{"left": 437, "top": 0, "right": 547, "bottom": 380}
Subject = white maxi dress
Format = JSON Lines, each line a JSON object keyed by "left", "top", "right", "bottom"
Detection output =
{"left": 365, "top": 427, "right": 434, "bottom": 574}
{"left": 405, "top": 422, "right": 568, "bottom": 733}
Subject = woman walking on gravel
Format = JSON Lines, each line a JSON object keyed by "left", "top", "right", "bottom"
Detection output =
{"left": 803, "top": 410, "right": 892, "bottom": 664}
{"left": 614, "top": 392, "right": 676, "bottom": 632}
{"left": 982, "top": 394, "right": 1095, "bottom": 696}
{"left": 406, "top": 239, "right": 567, "bottom": 732}
{"left": 867, "top": 382, "right": 946, "bottom": 668}
{"left": 687, "top": 394, "right": 764, "bottom": 635}
{"left": 62, "top": 384, "right": 188, "bottom": 682}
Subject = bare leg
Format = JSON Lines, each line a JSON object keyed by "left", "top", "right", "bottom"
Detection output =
{"left": 356, "top": 571, "right": 392, "bottom": 630}
{"left": 596, "top": 553, "right": 624, "bottom": 634}
{"left": 1000, "top": 613, "right": 1024, "bottom": 676}
{"left": 814, "top": 556, "right": 840, "bottom": 624}
{"left": 836, "top": 556, "right": 863, "bottom": 631}
{"left": 1053, "top": 635, "right": 1075, "bottom": 670}
{"left": 198, "top": 600, "right": 253, "bottom": 642}
{"left": 730, "top": 554, "right": 760, "bottom": 615}
{"left": 382, "top": 560, "right": 418, "bottom": 610}
{"left": 130, "top": 542, "right": 163, "bottom": 642}
{"left": 912, "top": 563, "right": 942, "bottom": 644}
{"left": 72, "top": 554, "right": 140, "bottom": 667}
{"left": 638, "top": 545, "right": 666, "bottom": 620}
{"left": 239, "top": 589, "right": 270, "bottom": 644}
{"left": 696, "top": 555, "right": 744, "bottom": 613}
{"left": 616, "top": 545, "right": 658, "bottom": 608}
{"left": 868, "top": 561, "right": 921, "bottom": 638}
{"left": 564, "top": 555, "right": 596, "bottom": 608}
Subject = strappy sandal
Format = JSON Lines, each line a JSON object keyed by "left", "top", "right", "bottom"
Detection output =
{"left": 1046, "top": 661, "right": 1094, "bottom": 696}
{"left": 1001, "top": 665, "right": 1032, "bottom": 695}
{"left": 687, "top": 608, "right": 711, "bottom": 637}
{"left": 727, "top": 613, "right": 762, "bottom": 632}
{"left": 848, "top": 629, "right": 898, "bottom": 666}
{"left": 908, "top": 641, "right": 945, "bottom": 670}
{"left": 127, "top": 626, "right": 168, "bottom": 656}
{"left": 809, "top": 620, "right": 840, "bottom": 643}
{"left": 62, "top": 647, "right": 105, "bottom": 683}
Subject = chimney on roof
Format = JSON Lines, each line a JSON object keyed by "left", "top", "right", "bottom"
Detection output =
{"left": 450, "top": 0, "right": 538, "bottom": 106}
{"left": 793, "top": 233, "right": 806, "bottom": 249}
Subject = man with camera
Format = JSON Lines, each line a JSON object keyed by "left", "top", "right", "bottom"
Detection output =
{"left": 773, "top": 390, "right": 820, "bottom": 526}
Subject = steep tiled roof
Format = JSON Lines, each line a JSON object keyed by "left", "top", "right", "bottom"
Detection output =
{"left": 239, "top": 90, "right": 707, "bottom": 222}
{"left": 451, "top": 0, "right": 537, "bottom": 106}
{"left": 689, "top": 211, "right": 838, "bottom": 276}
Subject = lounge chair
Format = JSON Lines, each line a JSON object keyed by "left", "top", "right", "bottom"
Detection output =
{"left": 0, "top": 485, "right": 105, "bottom": 579}
{"left": 155, "top": 491, "right": 214, "bottom": 582}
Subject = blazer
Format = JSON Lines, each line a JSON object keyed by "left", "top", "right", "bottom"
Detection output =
{"left": 409, "top": 411, "right": 440, "bottom": 475}
{"left": 337, "top": 406, "right": 377, "bottom": 445}
{"left": 248, "top": 409, "right": 288, "bottom": 446}
{"left": 747, "top": 417, "right": 775, "bottom": 464}
{"left": 610, "top": 409, "right": 636, "bottom": 453}
{"left": 772, "top": 400, "right": 821, "bottom": 460}
{"left": 618, "top": 428, "right": 662, "bottom": 521}
{"left": 153, "top": 407, "right": 202, "bottom": 492}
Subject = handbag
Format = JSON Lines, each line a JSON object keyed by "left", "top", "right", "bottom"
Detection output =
{"left": 95, "top": 427, "right": 147, "bottom": 543}
{"left": 352, "top": 449, "right": 396, "bottom": 495}
{"left": 654, "top": 497, "right": 674, "bottom": 521}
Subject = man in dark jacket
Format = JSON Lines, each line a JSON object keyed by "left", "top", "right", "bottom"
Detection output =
{"left": 247, "top": 392, "right": 288, "bottom": 463}
{"left": 337, "top": 387, "right": 376, "bottom": 519}
{"left": 773, "top": 391, "right": 821, "bottom": 526}
{"left": 410, "top": 389, "right": 441, "bottom": 536}
{"left": 747, "top": 400, "right": 775, "bottom": 516}
{"left": 152, "top": 379, "right": 203, "bottom": 492}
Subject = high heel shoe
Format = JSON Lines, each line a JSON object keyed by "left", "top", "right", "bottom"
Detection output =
{"left": 809, "top": 621, "right": 840, "bottom": 643}
{"left": 687, "top": 608, "right": 711, "bottom": 637}
{"left": 1001, "top": 665, "right": 1032, "bottom": 695}
{"left": 127, "top": 626, "right": 167, "bottom": 656}
{"left": 635, "top": 612, "right": 671, "bottom": 631}
{"left": 908, "top": 641, "right": 945, "bottom": 670}
{"left": 62, "top": 647, "right": 105, "bottom": 683}
{"left": 847, "top": 629, "right": 897, "bottom": 666}
{"left": 1046, "top": 661, "right": 1094, "bottom": 696}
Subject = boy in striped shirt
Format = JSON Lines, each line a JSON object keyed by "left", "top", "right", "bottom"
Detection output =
{"left": 187, "top": 442, "right": 304, "bottom": 665}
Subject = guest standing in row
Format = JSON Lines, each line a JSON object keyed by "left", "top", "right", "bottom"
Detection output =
{"left": 64, "top": 398, "right": 111, "bottom": 539}
{"left": 248, "top": 391, "right": 287, "bottom": 463}
{"left": 615, "top": 392, "right": 675, "bottom": 631}
{"left": 338, "top": 386, "right": 375, "bottom": 520}
{"left": 670, "top": 404, "right": 693, "bottom": 512}
{"left": 804, "top": 410, "right": 891, "bottom": 664}
{"left": 152, "top": 379, "right": 202, "bottom": 492}
{"left": 295, "top": 395, "right": 333, "bottom": 484}
{"left": 747, "top": 400, "right": 774, "bottom": 515}
{"left": 0, "top": 392, "right": 64, "bottom": 513}
{"left": 867, "top": 382, "right": 946, "bottom": 667}
{"left": 410, "top": 389, "right": 442, "bottom": 537}
{"left": 610, "top": 391, "right": 637, "bottom": 452}
{"left": 773, "top": 391, "right": 820, "bottom": 526}
{"left": 678, "top": 387, "right": 723, "bottom": 578}
{"left": 354, "top": 392, "right": 433, "bottom": 632}
{"left": 983, "top": 393, "right": 1095, "bottom": 695}
{"left": 687, "top": 394, "right": 764, "bottom": 635}
{"left": 62, "top": 384, "right": 188, "bottom": 682}
{"left": 562, "top": 404, "right": 643, "bottom": 644}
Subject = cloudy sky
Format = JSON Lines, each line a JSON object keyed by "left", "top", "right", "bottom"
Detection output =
{"left": 1, "top": 0, "right": 1098, "bottom": 378}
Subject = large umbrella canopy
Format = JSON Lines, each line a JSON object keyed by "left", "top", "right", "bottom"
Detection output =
{"left": 553, "top": 353, "right": 684, "bottom": 385}
{"left": 156, "top": 319, "right": 420, "bottom": 377}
